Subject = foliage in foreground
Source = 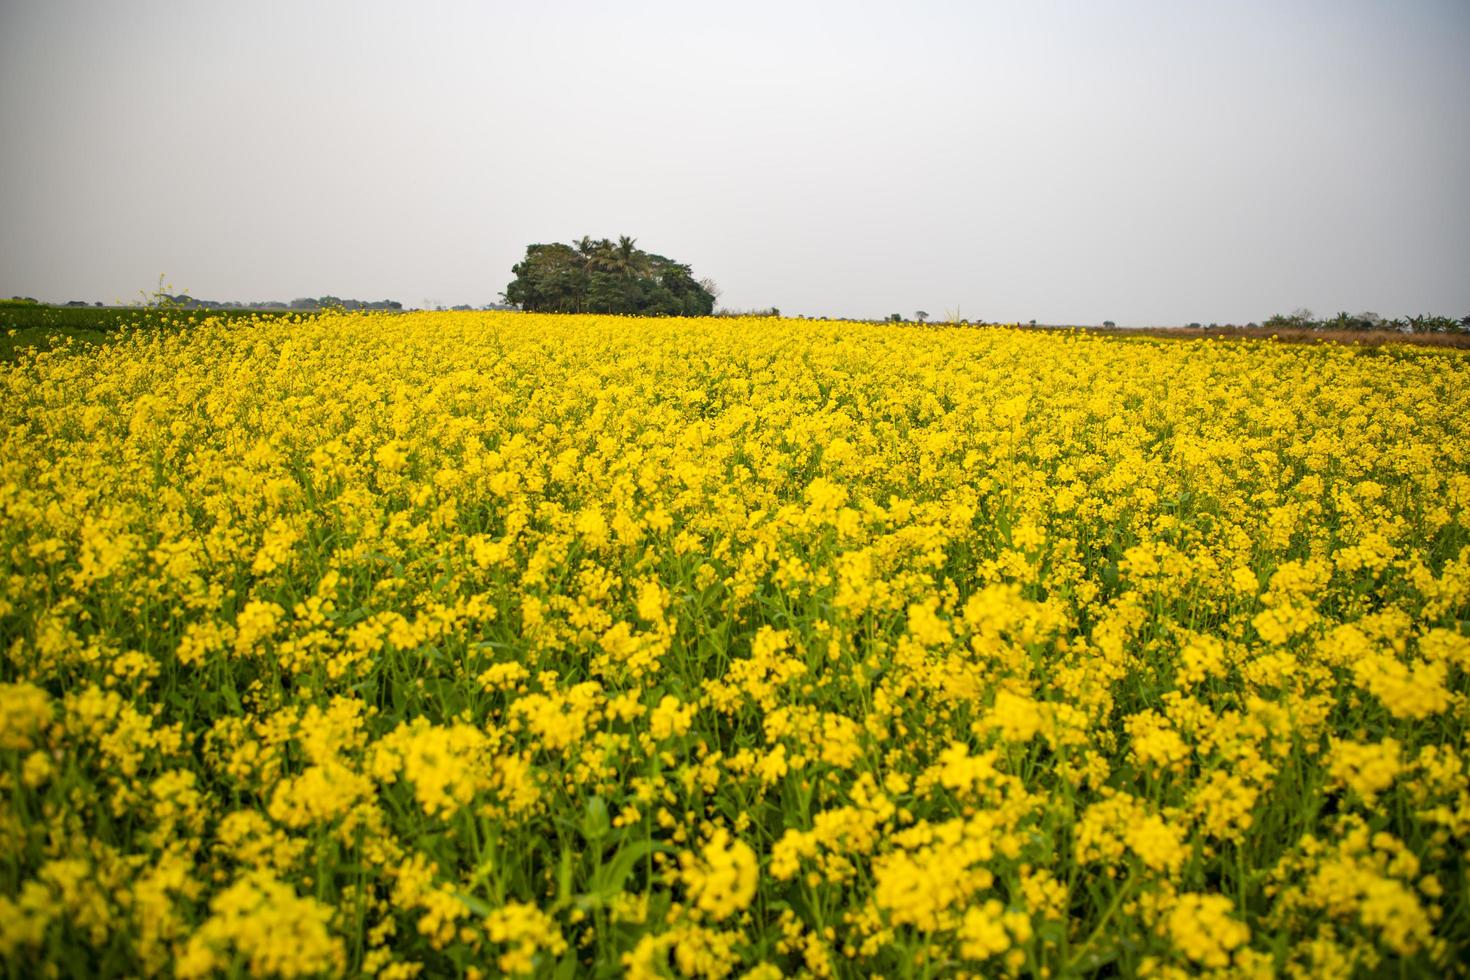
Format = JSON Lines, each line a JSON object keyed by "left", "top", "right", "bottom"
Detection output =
{"left": 0, "top": 306, "right": 309, "bottom": 363}
{"left": 2, "top": 312, "right": 1469, "bottom": 978}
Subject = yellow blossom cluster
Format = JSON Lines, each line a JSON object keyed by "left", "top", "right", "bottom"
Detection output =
{"left": 1, "top": 310, "right": 1468, "bottom": 976}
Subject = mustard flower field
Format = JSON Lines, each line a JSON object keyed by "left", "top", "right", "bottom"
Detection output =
{"left": 2, "top": 311, "right": 1469, "bottom": 978}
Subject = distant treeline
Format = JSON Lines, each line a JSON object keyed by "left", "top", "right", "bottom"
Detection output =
{"left": 8, "top": 295, "right": 404, "bottom": 311}
{"left": 163, "top": 295, "right": 405, "bottom": 311}
{"left": 1263, "top": 309, "right": 1470, "bottom": 334}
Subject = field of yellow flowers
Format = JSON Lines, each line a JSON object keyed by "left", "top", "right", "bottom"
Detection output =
{"left": 2, "top": 311, "right": 1468, "bottom": 978}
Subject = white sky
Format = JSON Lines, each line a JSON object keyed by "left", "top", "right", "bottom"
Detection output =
{"left": 1, "top": 0, "right": 1467, "bottom": 324}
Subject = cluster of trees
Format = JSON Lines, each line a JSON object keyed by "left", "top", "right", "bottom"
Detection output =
{"left": 11, "top": 295, "right": 405, "bottom": 311}
{"left": 713, "top": 307, "right": 780, "bottom": 318}
{"left": 150, "top": 295, "right": 404, "bottom": 311}
{"left": 1264, "top": 308, "right": 1470, "bottom": 334}
{"left": 174, "top": 296, "right": 403, "bottom": 311}
{"left": 284, "top": 297, "right": 403, "bottom": 311}
{"left": 503, "top": 236, "right": 717, "bottom": 316}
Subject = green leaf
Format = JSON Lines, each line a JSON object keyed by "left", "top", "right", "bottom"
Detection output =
{"left": 552, "top": 953, "right": 580, "bottom": 980}
{"left": 582, "top": 839, "right": 669, "bottom": 907}
{"left": 557, "top": 845, "right": 575, "bottom": 907}
{"left": 581, "top": 796, "right": 610, "bottom": 842}
{"left": 454, "top": 891, "right": 493, "bottom": 918}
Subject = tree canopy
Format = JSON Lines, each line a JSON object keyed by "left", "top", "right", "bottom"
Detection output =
{"left": 503, "top": 236, "right": 716, "bottom": 316}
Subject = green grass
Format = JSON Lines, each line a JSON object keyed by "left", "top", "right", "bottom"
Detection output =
{"left": 0, "top": 303, "right": 311, "bottom": 362}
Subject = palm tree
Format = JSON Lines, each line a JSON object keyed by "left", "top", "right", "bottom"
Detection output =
{"left": 582, "top": 238, "right": 615, "bottom": 273}
{"left": 611, "top": 236, "right": 649, "bottom": 278}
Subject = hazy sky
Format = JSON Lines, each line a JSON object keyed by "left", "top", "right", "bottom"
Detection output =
{"left": 2, "top": 1, "right": 1467, "bottom": 324}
